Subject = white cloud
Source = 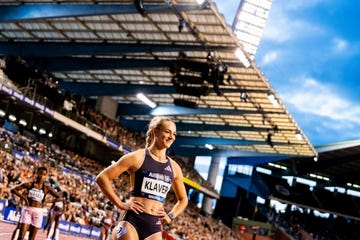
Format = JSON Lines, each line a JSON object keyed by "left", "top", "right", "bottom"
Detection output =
{"left": 262, "top": 1, "right": 326, "bottom": 43}
{"left": 279, "top": 76, "right": 360, "bottom": 123}
{"left": 255, "top": 1, "right": 360, "bottom": 143}
{"left": 332, "top": 37, "right": 348, "bottom": 53}
{"left": 260, "top": 51, "right": 279, "bottom": 66}
{"left": 261, "top": 9, "right": 293, "bottom": 43}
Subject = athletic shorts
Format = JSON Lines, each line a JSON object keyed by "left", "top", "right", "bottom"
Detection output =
{"left": 123, "top": 211, "right": 161, "bottom": 240}
{"left": 52, "top": 209, "right": 64, "bottom": 217}
{"left": 20, "top": 206, "right": 44, "bottom": 228}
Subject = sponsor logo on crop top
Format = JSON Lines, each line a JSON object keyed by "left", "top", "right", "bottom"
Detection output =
{"left": 141, "top": 172, "right": 172, "bottom": 202}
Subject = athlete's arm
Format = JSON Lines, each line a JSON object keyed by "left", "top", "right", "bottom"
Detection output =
{"left": 166, "top": 160, "right": 188, "bottom": 222}
{"left": 11, "top": 182, "right": 31, "bottom": 205}
{"left": 95, "top": 150, "right": 145, "bottom": 213}
{"left": 45, "top": 184, "right": 62, "bottom": 202}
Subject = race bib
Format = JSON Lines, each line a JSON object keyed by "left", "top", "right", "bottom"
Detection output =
{"left": 141, "top": 172, "right": 172, "bottom": 201}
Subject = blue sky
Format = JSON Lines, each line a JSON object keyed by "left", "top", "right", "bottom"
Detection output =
{"left": 213, "top": 0, "right": 360, "bottom": 147}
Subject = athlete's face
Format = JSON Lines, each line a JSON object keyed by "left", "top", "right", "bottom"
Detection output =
{"left": 155, "top": 120, "right": 176, "bottom": 149}
{"left": 36, "top": 169, "right": 47, "bottom": 182}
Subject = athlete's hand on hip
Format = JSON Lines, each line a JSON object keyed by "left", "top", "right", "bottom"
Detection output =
{"left": 158, "top": 208, "right": 172, "bottom": 225}
{"left": 123, "top": 200, "right": 144, "bottom": 214}
{"left": 156, "top": 207, "right": 166, "bottom": 217}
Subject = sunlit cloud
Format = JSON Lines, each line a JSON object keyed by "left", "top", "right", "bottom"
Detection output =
{"left": 279, "top": 76, "right": 360, "bottom": 123}
{"left": 262, "top": 2, "right": 326, "bottom": 43}
{"left": 332, "top": 37, "right": 348, "bottom": 53}
{"left": 261, "top": 10, "right": 293, "bottom": 43}
{"left": 260, "top": 51, "right": 279, "bottom": 66}
{"left": 277, "top": 75, "right": 360, "bottom": 143}
{"left": 255, "top": 1, "right": 360, "bottom": 144}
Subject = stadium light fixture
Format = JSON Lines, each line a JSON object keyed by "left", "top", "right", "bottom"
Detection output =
{"left": 347, "top": 183, "right": 360, "bottom": 189}
{"left": 39, "top": 128, "right": 46, "bottom": 135}
{"left": 295, "top": 130, "right": 303, "bottom": 140}
{"left": 309, "top": 173, "right": 329, "bottom": 181}
{"left": 256, "top": 166, "right": 272, "bottom": 175}
{"left": 19, "top": 119, "right": 27, "bottom": 126}
{"left": 256, "top": 196, "right": 265, "bottom": 204}
{"left": 137, "top": 93, "right": 157, "bottom": 108}
{"left": 267, "top": 91, "right": 279, "bottom": 107}
{"left": 207, "top": 51, "right": 214, "bottom": 61}
{"left": 205, "top": 143, "right": 214, "bottom": 150}
{"left": 268, "top": 162, "right": 287, "bottom": 170}
{"left": 240, "top": 91, "right": 248, "bottom": 102}
{"left": 235, "top": 48, "right": 251, "bottom": 68}
{"left": 8, "top": 114, "right": 16, "bottom": 122}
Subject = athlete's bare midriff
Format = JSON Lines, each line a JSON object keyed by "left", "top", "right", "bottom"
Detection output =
{"left": 28, "top": 200, "right": 44, "bottom": 208}
{"left": 130, "top": 196, "right": 164, "bottom": 215}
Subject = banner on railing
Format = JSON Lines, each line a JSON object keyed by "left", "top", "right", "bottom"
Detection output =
{"left": 1, "top": 83, "right": 130, "bottom": 155}
{"left": 0, "top": 84, "right": 54, "bottom": 117}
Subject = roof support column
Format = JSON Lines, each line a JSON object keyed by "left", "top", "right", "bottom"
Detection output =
{"left": 201, "top": 156, "right": 221, "bottom": 214}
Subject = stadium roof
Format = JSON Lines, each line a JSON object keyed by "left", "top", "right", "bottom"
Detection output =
{"left": 0, "top": 0, "right": 317, "bottom": 159}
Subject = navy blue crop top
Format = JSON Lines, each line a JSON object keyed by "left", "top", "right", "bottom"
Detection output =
{"left": 27, "top": 182, "right": 46, "bottom": 203}
{"left": 130, "top": 149, "right": 174, "bottom": 202}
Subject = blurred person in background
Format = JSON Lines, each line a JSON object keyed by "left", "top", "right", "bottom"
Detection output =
{"left": 99, "top": 205, "right": 117, "bottom": 240}
{"left": 11, "top": 166, "right": 61, "bottom": 240}
{"left": 45, "top": 191, "right": 68, "bottom": 240}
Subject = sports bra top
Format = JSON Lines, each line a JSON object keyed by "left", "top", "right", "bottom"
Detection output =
{"left": 27, "top": 182, "right": 46, "bottom": 203}
{"left": 130, "top": 149, "right": 174, "bottom": 202}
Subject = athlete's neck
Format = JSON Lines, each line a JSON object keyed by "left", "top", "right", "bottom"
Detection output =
{"left": 148, "top": 147, "right": 166, "bottom": 162}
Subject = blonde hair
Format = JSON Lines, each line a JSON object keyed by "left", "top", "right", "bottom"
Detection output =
{"left": 145, "top": 116, "right": 174, "bottom": 147}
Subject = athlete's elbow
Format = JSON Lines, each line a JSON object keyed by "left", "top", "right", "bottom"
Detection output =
{"left": 95, "top": 173, "right": 105, "bottom": 187}
{"left": 179, "top": 196, "right": 188, "bottom": 208}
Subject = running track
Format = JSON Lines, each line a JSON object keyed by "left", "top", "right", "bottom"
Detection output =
{"left": 0, "top": 221, "right": 92, "bottom": 240}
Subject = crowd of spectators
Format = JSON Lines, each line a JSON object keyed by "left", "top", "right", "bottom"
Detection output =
{"left": 260, "top": 201, "right": 360, "bottom": 240}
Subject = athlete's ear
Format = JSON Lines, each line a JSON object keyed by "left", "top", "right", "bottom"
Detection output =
{"left": 153, "top": 127, "right": 159, "bottom": 135}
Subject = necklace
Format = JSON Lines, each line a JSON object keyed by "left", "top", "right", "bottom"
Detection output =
{"left": 149, "top": 148, "right": 166, "bottom": 162}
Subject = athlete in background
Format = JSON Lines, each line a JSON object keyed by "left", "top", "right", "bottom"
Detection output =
{"left": 11, "top": 166, "right": 61, "bottom": 240}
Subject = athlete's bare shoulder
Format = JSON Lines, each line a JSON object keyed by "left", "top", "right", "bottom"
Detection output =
{"left": 122, "top": 148, "right": 145, "bottom": 159}
{"left": 119, "top": 148, "right": 146, "bottom": 172}
{"left": 169, "top": 158, "right": 182, "bottom": 178}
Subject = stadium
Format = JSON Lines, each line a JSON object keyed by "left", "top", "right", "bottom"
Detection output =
{"left": 0, "top": 1, "right": 359, "bottom": 240}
